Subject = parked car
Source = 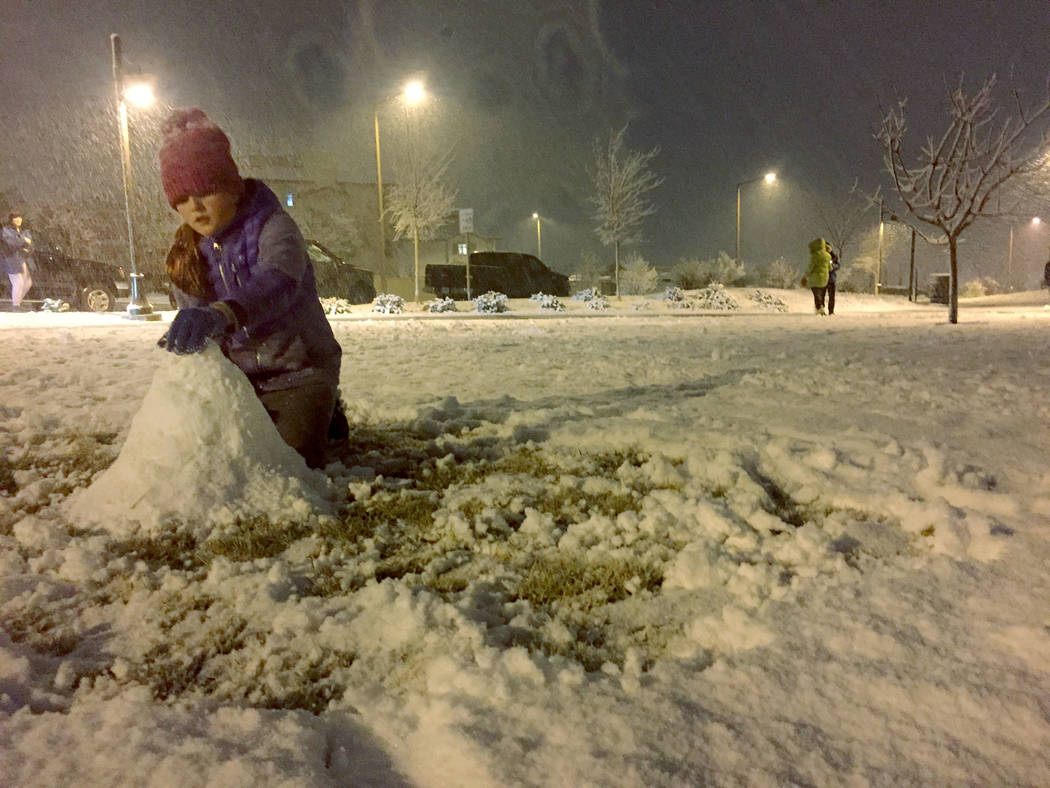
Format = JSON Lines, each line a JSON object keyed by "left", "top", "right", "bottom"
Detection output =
{"left": 4, "top": 247, "right": 131, "bottom": 313}
{"left": 305, "top": 240, "right": 376, "bottom": 304}
{"left": 425, "top": 252, "right": 570, "bottom": 300}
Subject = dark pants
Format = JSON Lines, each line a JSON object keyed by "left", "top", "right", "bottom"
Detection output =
{"left": 827, "top": 281, "right": 837, "bottom": 314}
{"left": 258, "top": 381, "right": 338, "bottom": 469}
{"left": 811, "top": 287, "right": 827, "bottom": 311}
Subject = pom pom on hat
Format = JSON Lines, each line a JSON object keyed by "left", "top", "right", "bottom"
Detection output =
{"left": 158, "top": 108, "right": 243, "bottom": 207}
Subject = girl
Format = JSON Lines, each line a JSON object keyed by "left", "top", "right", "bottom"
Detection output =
{"left": 158, "top": 108, "right": 342, "bottom": 468}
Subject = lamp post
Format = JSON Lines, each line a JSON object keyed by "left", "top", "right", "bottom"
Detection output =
{"left": 735, "top": 171, "right": 775, "bottom": 265}
{"left": 532, "top": 212, "right": 542, "bottom": 258}
{"left": 373, "top": 79, "right": 426, "bottom": 295}
{"left": 1007, "top": 216, "right": 1042, "bottom": 291}
{"left": 110, "top": 34, "right": 159, "bottom": 321}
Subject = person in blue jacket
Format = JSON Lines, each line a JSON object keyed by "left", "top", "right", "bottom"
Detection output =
{"left": 158, "top": 108, "right": 343, "bottom": 468}
{"left": 2, "top": 211, "right": 34, "bottom": 310}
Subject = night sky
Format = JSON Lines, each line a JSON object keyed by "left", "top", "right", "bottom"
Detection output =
{"left": 2, "top": 0, "right": 1049, "bottom": 280}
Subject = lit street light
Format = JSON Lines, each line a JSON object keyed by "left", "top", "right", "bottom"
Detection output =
{"left": 735, "top": 171, "right": 776, "bottom": 265}
{"left": 532, "top": 212, "right": 542, "bottom": 258}
{"left": 1007, "top": 216, "right": 1043, "bottom": 291}
{"left": 373, "top": 79, "right": 427, "bottom": 293}
{"left": 110, "top": 33, "right": 159, "bottom": 321}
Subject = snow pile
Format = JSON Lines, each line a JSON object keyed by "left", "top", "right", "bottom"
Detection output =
{"left": 474, "top": 291, "right": 508, "bottom": 313}
{"left": 692, "top": 283, "right": 740, "bottom": 310}
{"left": 747, "top": 289, "right": 788, "bottom": 312}
{"left": 529, "top": 293, "right": 564, "bottom": 311}
{"left": 319, "top": 297, "right": 354, "bottom": 315}
{"left": 372, "top": 294, "right": 404, "bottom": 314}
{"left": 65, "top": 343, "right": 330, "bottom": 538}
{"left": 426, "top": 297, "right": 457, "bottom": 313}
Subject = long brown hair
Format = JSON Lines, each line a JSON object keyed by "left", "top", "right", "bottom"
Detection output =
{"left": 165, "top": 223, "right": 213, "bottom": 300}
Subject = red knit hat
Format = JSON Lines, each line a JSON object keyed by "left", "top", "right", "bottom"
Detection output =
{"left": 158, "top": 108, "right": 244, "bottom": 207}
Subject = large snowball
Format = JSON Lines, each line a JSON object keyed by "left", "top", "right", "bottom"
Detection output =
{"left": 67, "top": 343, "right": 331, "bottom": 537}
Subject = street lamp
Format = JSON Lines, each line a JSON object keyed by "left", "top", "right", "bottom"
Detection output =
{"left": 1007, "top": 216, "right": 1043, "bottom": 291}
{"left": 532, "top": 212, "right": 542, "bottom": 258}
{"left": 373, "top": 79, "right": 427, "bottom": 293}
{"left": 110, "top": 34, "right": 159, "bottom": 321}
{"left": 735, "top": 171, "right": 776, "bottom": 265}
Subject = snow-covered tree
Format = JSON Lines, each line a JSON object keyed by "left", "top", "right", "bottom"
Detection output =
{"left": 386, "top": 150, "right": 457, "bottom": 302}
{"left": 763, "top": 256, "right": 800, "bottom": 289}
{"left": 876, "top": 75, "right": 1050, "bottom": 323}
{"left": 620, "top": 252, "right": 659, "bottom": 294}
{"left": 589, "top": 125, "right": 663, "bottom": 299}
{"left": 814, "top": 179, "right": 873, "bottom": 264}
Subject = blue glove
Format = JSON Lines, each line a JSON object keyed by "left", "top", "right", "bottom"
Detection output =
{"left": 160, "top": 307, "right": 230, "bottom": 354}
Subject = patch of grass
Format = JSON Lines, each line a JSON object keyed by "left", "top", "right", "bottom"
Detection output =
{"left": 203, "top": 518, "right": 312, "bottom": 562}
{"left": 111, "top": 531, "right": 204, "bottom": 572}
{"left": 320, "top": 494, "right": 440, "bottom": 549}
{"left": 516, "top": 553, "right": 663, "bottom": 610}
{"left": 253, "top": 650, "right": 356, "bottom": 715}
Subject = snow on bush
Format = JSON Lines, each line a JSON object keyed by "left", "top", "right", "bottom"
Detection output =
{"left": 474, "top": 291, "right": 508, "bottom": 313}
{"left": 748, "top": 289, "right": 789, "bottom": 312}
{"left": 530, "top": 293, "right": 565, "bottom": 311}
{"left": 587, "top": 295, "right": 609, "bottom": 311}
{"left": 39, "top": 298, "right": 71, "bottom": 312}
{"left": 763, "top": 257, "right": 800, "bottom": 289}
{"left": 320, "top": 297, "right": 354, "bottom": 315}
{"left": 426, "top": 296, "right": 458, "bottom": 313}
{"left": 664, "top": 286, "right": 687, "bottom": 304}
{"left": 693, "top": 283, "right": 740, "bottom": 311}
{"left": 572, "top": 288, "right": 600, "bottom": 302}
{"left": 962, "top": 277, "right": 1002, "bottom": 298}
{"left": 372, "top": 293, "right": 405, "bottom": 314}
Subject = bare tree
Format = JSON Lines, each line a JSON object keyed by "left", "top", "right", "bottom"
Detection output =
{"left": 876, "top": 75, "right": 1050, "bottom": 322}
{"left": 589, "top": 125, "right": 663, "bottom": 299}
{"left": 814, "top": 179, "right": 873, "bottom": 264}
{"left": 386, "top": 150, "right": 457, "bottom": 302}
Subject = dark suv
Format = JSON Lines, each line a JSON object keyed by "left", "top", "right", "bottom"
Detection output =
{"left": 306, "top": 240, "right": 376, "bottom": 304}
{"left": 4, "top": 248, "right": 131, "bottom": 313}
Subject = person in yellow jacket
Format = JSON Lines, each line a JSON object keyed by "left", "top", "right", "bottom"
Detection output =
{"left": 802, "top": 237, "right": 831, "bottom": 315}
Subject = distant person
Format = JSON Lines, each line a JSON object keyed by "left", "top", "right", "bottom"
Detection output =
{"left": 157, "top": 108, "right": 343, "bottom": 468}
{"left": 826, "top": 242, "right": 840, "bottom": 315}
{"left": 802, "top": 237, "right": 831, "bottom": 315}
{"left": 1043, "top": 256, "right": 1050, "bottom": 304}
{"left": 2, "top": 211, "right": 34, "bottom": 311}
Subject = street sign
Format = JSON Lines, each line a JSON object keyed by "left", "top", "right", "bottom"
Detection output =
{"left": 459, "top": 208, "right": 474, "bottom": 234}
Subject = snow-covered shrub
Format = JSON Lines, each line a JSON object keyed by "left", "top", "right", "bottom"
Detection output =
{"left": 664, "top": 286, "right": 687, "bottom": 304}
{"left": 620, "top": 253, "right": 660, "bottom": 295}
{"left": 587, "top": 295, "right": 609, "bottom": 311}
{"left": 572, "top": 288, "right": 600, "bottom": 302}
{"left": 474, "top": 291, "right": 508, "bottom": 313}
{"left": 748, "top": 289, "right": 788, "bottom": 312}
{"left": 426, "top": 296, "right": 458, "bottom": 313}
{"left": 763, "top": 257, "right": 800, "bottom": 289}
{"left": 694, "top": 283, "right": 740, "bottom": 311}
{"left": 672, "top": 252, "right": 745, "bottom": 288}
{"left": 320, "top": 297, "right": 354, "bottom": 315}
{"left": 39, "top": 298, "right": 71, "bottom": 312}
{"left": 839, "top": 264, "right": 876, "bottom": 293}
{"left": 531, "top": 293, "right": 565, "bottom": 311}
{"left": 372, "top": 293, "right": 404, "bottom": 314}
{"left": 965, "top": 273, "right": 999, "bottom": 294}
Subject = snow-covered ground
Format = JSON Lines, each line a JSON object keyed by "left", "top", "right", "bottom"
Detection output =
{"left": 2, "top": 288, "right": 1049, "bottom": 787}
